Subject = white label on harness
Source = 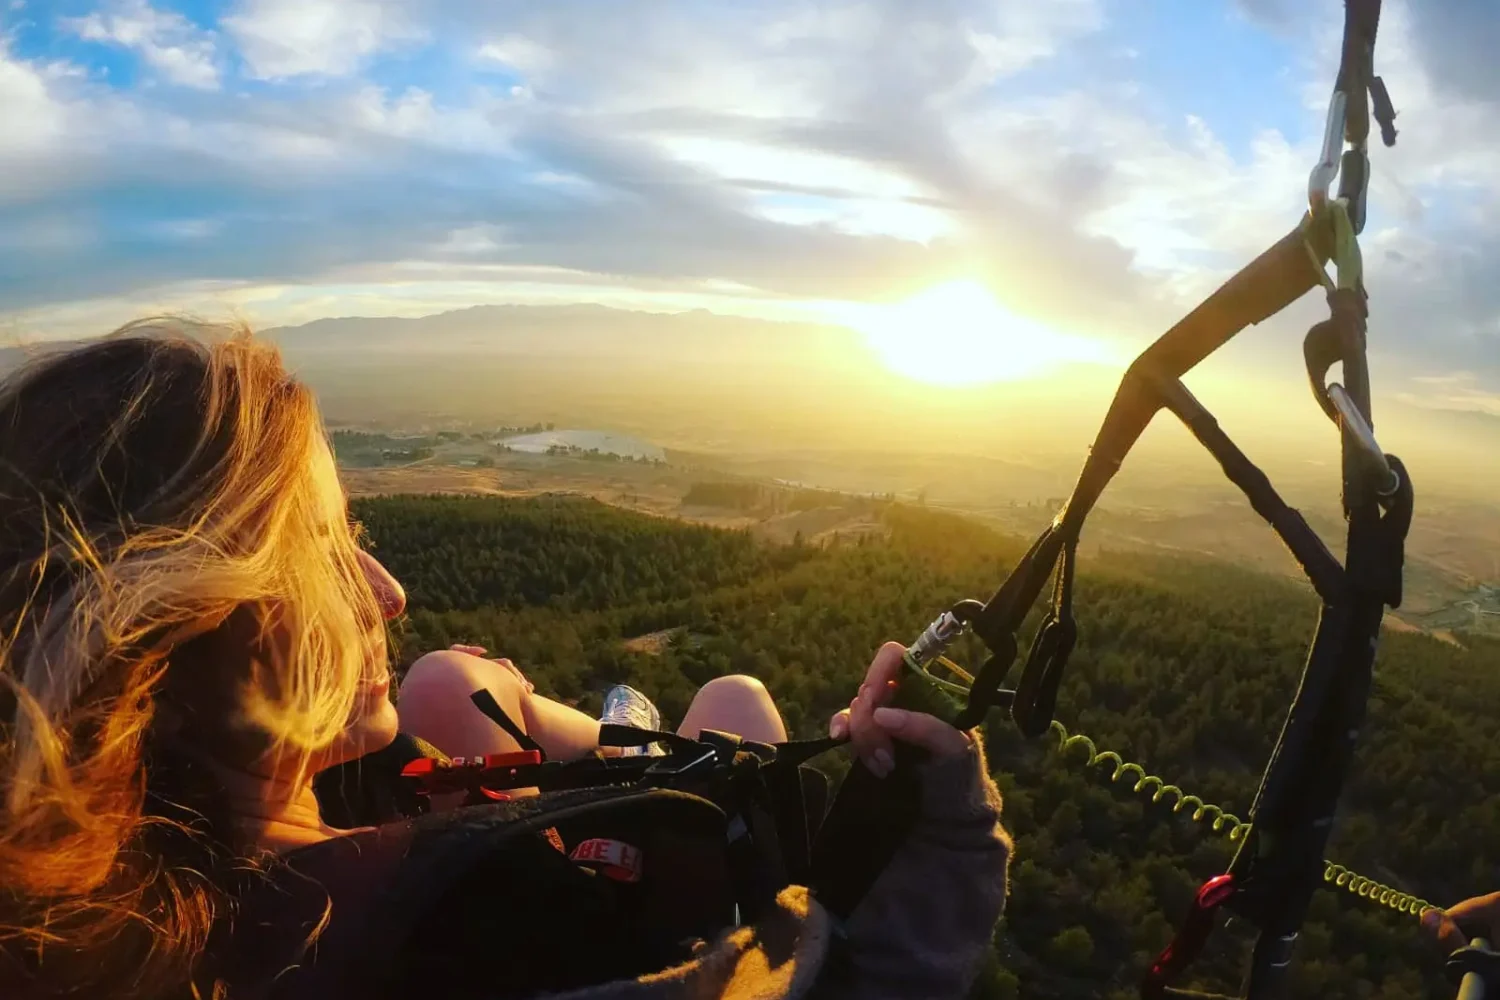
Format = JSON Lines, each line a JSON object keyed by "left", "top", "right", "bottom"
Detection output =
{"left": 570, "top": 838, "right": 644, "bottom": 882}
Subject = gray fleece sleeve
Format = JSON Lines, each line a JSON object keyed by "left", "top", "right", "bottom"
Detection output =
{"left": 822, "top": 734, "right": 1012, "bottom": 999}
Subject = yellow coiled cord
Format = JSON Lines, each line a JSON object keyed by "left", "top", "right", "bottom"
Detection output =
{"left": 1322, "top": 864, "right": 1434, "bottom": 917}
{"left": 922, "top": 655, "right": 1438, "bottom": 921}
{"left": 1046, "top": 719, "right": 1435, "bottom": 920}
{"left": 1049, "top": 720, "right": 1249, "bottom": 841}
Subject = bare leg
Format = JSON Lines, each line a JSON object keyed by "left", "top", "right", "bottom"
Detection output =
{"left": 398, "top": 654, "right": 788, "bottom": 762}
{"left": 398, "top": 650, "right": 604, "bottom": 761}
{"left": 676, "top": 674, "right": 787, "bottom": 745}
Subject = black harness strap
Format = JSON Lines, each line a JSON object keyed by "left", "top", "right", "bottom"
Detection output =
{"left": 470, "top": 688, "right": 547, "bottom": 758}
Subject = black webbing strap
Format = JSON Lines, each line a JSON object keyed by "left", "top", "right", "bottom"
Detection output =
{"left": 469, "top": 689, "right": 546, "bottom": 758}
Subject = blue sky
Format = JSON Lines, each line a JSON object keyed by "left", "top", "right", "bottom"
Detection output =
{"left": 1, "top": 0, "right": 1497, "bottom": 413}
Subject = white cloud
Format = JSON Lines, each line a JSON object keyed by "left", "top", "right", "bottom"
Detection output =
{"left": 0, "top": 42, "right": 111, "bottom": 205}
{"left": 62, "top": 0, "right": 219, "bottom": 90}
{"left": 755, "top": 193, "right": 955, "bottom": 244}
{"left": 661, "top": 137, "right": 929, "bottom": 202}
{"left": 350, "top": 85, "right": 436, "bottom": 137}
{"left": 936, "top": 87, "right": 1313, "bottom": 323}
{"left": 224, "top": 0, "right": 427, "bottom": 80}
{"left": 0, "top": 41, "right": 66, "bottom": 155}
{"left": 1396, "top": 372, "right": 1500, "bottom": 417}
{"left": 477, "top": 35, "right": 551, "bottom": 76}
{"left": 657, "top": 136, "right": 955, "bottom": 243}
{"left": 966, "top": 0, "right": 1104, "bottom": 80}
{"left": 431, "top": 224, "right": 507, "bottom": 256}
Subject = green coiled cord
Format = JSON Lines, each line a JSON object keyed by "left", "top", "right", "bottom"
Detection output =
{"left": 1050, "top": 721, "right": 1250, "bottom": 841}
{"left": 909, "top": 653, "right": 1439, "bottom": 921}
{"left": 1047, "top": 719, "right": 1436, "bottom": 920}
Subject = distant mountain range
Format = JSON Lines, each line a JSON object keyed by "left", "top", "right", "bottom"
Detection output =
{"left": 2, "top": 303, "right": 1496, "bottom": 503}
{"left": 264, "top": 303, "right": 871, "bottom": 371}
{"left": 273, "top": 302, "right": 1500, "bottom": 450}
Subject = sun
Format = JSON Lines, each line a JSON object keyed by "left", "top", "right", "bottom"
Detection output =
{"left": 841, "top": 280, "right": 1115, "bottom": 386}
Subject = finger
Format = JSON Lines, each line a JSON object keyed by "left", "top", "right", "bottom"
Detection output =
{"left": 449, "top": 644, "right": 488, "bottom": 656}
{"left": 850, "top": 643, "right": 905, "bottom": 772}
{"left": 872, "top": 707, "right": 971, "bottom": 757}
{"left": 828, "top": 709, "right": 850, "bottom": 741}
{"left": 1445, "top": 891, "right": 1500, "bottom": 928}
{"left": 493, "top": 658, "right": 535, "bottom": 693}
{"left": 1424, "top": 909, "right": 1467, "bottom": 954}
{"left": 1440, "top": 892, "right": 1500, "bottom": 950}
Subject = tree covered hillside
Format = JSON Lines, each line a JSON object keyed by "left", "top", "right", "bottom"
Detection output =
{"left": 353, "top": 493, "right": 1500, "bottom": 1000}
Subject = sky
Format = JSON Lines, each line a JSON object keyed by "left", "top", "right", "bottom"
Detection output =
{"left": 0, "top": 0, "right": 1497, "bottom": 415}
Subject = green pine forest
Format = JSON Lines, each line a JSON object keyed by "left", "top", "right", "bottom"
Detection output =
{"left": 352, "top": 492, "right": 1500, "bottom": 1000}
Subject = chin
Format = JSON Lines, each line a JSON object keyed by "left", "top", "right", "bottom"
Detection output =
{"left": 339, "top": 698, "right": 401, "bottom": 764}
{"left": 362, "top": 698, "right": 401, "bottom": 751}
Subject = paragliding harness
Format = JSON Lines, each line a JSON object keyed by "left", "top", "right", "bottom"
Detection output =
{"left": 301, "top": 692, "right": 859, "bottom": 999}
{"left": 318, "top": 691, "right": 845, "bottom": 906}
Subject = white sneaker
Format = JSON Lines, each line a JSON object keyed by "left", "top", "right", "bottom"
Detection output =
{"left": 600, "top": 685, "right": 666, "bottom": 756}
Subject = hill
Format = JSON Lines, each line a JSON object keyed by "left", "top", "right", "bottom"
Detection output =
{"left": 356, "top": 492, "right": 1500, "bottom": 1000}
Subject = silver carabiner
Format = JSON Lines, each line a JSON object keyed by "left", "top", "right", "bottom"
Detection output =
{"left": 1327, "top": 383, "right": 1400, "bottom": 498}
{"left": 1308, "top": 90, "right": 1348, "bottom": 214}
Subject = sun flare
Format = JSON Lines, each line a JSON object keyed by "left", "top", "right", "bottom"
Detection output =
{"left": 840, "top": 280, "right": 1116, "bottom": 386}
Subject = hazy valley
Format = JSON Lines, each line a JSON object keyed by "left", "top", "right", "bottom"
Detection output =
{"left": 272, "top": 303, "right": 1499, "bottom": 642}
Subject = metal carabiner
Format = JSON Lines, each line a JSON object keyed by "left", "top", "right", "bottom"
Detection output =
{"left": 1308, "top": 90, "right": 1348, "bottom": 215}
{"left": 1327, "top": 384, "right": 1400, "bottom": 498}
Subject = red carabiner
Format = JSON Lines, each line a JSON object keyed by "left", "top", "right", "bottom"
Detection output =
{"left": 1141, "top": 873, "right": 1236, "bottom": 998}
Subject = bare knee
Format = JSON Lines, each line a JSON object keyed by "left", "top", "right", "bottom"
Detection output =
{"left": 680, "top": 673, "right": 785, "bottom": 744}
{"left": 398, "top": 650, "right": 529, "bottom": 758}
{"left": 697, "top": 673, "right": 771, "bottom": 701}
{"left": 402, "top": 650, "right": 519, "bottom": 704}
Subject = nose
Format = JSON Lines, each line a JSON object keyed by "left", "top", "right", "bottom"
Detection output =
{"left": 358, "top": 549, "right": 407, "bottom": 620}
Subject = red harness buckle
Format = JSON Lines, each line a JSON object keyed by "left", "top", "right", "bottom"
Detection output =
{"left": 401, "top": 750, "right": 545, "bottom": 795}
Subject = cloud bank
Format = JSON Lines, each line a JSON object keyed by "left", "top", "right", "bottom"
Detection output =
{"left": 0, "top": 0, "right": 1495, "bottom": 409}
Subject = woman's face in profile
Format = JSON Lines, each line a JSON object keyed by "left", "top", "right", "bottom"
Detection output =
{"left": 309, "top": 437, "right": 407, "bottom": 768}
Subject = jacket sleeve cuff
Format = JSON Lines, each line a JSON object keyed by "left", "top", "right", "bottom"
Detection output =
{"left": 915, "top": 730, "right": 1005, "bottom": 830}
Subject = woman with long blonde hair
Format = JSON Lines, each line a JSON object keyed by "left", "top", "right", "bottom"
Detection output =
{"left": 0, "top": 320, "right": 1012, "bottom": 1000}
{"left": 0, "top": 321, "right": 411, "bottom": 996}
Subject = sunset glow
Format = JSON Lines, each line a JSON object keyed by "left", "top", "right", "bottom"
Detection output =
{"left": 840, "top": 280, "right": 1117, "bottom": 386}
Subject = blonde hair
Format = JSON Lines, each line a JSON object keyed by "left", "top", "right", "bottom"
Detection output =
{"left": 0, "top": 320, "right": 385, "bottom": 998}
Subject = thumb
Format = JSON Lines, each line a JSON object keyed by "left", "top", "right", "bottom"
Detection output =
{"left": 872, "top": 707, "right": 971, "bottom": 758}
{"left": 1425, "top": 908, "right": 1469, "bottom": 954}
{"left": 1428, "top": 892, "right": 1500, "bottom": 954}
